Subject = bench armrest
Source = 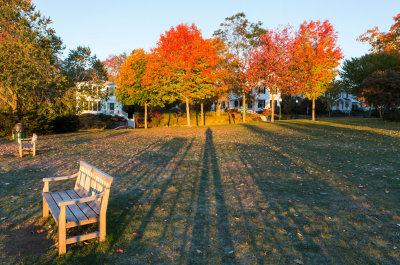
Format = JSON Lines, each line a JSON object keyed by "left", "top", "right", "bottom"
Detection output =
{"left": 19, "top": 138, "right": 32, "bottom": 142}
{"left": 43, "top": 173, "right": 79, "bottom": 182}
{"left": 58, "top": 192, "right": 104, "bottom": 207}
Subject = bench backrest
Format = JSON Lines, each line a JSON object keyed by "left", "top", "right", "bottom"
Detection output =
{"left": 74, "top": 161, "right": 113, "bottom": 197}
{"left": 32, "top": 133, "right": 38, "bottom": 143}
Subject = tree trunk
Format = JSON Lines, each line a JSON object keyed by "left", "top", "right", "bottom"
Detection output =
{"left": 378, "top": 106, "right": 383, "bottom": 119}
{"left": 242, "top": 92, "right": 246, "bottom": 123}
{"left": 312, "top": 98, "right": 316, "bottom": 121}
{"left": 216, "top": 101, "right": 221, "bottom": 117}
{"left": 186, "top": 98, "right": 191, "bottom": 127}
{"left": 144, "top": 102, "right": 148, "bottom": 129}
{"left": 271, "top": 94, "right": 275, "bottom": 123}
{"left": 201, "top": 103, "right": 204, "bottom": 126}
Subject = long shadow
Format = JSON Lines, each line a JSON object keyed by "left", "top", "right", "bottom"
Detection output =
{"left": 33, "top": 136, "right": 188, "bottom": 264}
{"left": 239, "top": 123, "right": 399, "bottom": 264}
{"left": 104, "top": 137, "right": 189, "bottom": 251}
{"left": 188, "top": 128, "right": 236, "bottom": 265}
{"left": 277, "top": 119, "right": 400, "bottom": 140}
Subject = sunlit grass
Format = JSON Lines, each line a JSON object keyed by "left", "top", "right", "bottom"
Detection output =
{"left": 0, "top": 118, "right": 399, "bottom": 264}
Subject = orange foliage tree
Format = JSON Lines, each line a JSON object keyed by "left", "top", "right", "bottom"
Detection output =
{"left": 246, "top": 25, "right": 298, "bottom": 123}
{"left": 210, "top": 37, "right": 237, "bottom": 117}
{"left": 293, "top": 20, "right": 343, "bottom": 120}
{"left": 358, "top": 13, "right": 400, "bottom": 55}
{"left": 117, "top": 49, "right": 173, "bottom": 128}
{"left": 142, "top": 24, "right": 221, "bottom": 126}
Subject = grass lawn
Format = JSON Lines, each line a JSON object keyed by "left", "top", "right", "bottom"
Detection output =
{"left": 0, "top": 118, "right": 399, "bottom": 264}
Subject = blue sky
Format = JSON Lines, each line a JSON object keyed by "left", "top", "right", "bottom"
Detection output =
{"left": 33, "top": 0, "right": 398, "bottom": 62}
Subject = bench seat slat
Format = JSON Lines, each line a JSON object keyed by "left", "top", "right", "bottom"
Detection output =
{"left": 75, "top": 188, "right": 101, "bottom": 215}
{"left": 43, "top": 192, "right": 60, "bottom": 225}
{"left": 50, "top": 192, "right": 78, "bottom": 223}
{"left": 58, "top": 191, "right": 88, "bottom": 222}
{"left": 66, "top": 189, "right": 99, "bottom": 219}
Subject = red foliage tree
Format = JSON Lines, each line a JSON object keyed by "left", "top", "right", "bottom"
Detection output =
{"left": 103, "top": 53, "right": 127, "bottom": 83}
{"left": 142, "top": 23, "right": 221, "bottom": 126}
{"left": 293, "top": 20, "right": 343, "bottom": 120}
{"left": 246, "top": 25, "right": 298, "bottom": 122}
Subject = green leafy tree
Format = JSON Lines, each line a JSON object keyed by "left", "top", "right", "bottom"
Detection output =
{"left": 360, "top": 70, "right": 400, "bottom": 118}
{"left": 213, "top": 12, "right": 266, "bottom": 122}
{"left": 0, "top": 0, "right": 63, "bottom": 117}
{"left": 63, "top": 46, "right": 109, "bottom": 112}
{"left": 340, "top": 53, "right": 400, "bottom": 97}
{"left": 320, "top": 79, "right": 344, "bottom": 117}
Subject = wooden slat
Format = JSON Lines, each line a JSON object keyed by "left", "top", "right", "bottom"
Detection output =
{"left": 44, "top": 192, "right": 98, "bottom": 228}
{"left": 58, "top": 191, "right": 88, "bottom": 221}
{"left": 65, "top": 190, "right": 99, "bottom": 219}
{"left": 66, "top": 232, "right": 99, "bottom": 244}
{"left": 80, "top": 161, "right": 114, "bottom": 185}
{"left": 43, "top": 192, "right": 60, "bottom": 225}
{"left": 50, "top": 192, "right": 78, "bottom": 223}
{"left": 65, "top": 217, "right": 99, "bottom": 229}
{"left": 75, "top": 188, "right": 101, "bottom": 215}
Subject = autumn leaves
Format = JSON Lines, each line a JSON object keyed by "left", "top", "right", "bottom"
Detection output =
{"left": 116, "top": 19, "right": 343, "bottom": 128}
{"left": 246, "top": 21, "right": 342, "bottom": 121}
{"left": 117, "top": 24, "right": 225, "bottom": 127}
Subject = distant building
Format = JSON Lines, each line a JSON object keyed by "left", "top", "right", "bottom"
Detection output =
{"left": 331, "top": 92, "right": 363, "bottom": 113}
{"left": 217, "top": 87, "right": 282, "bottom": 113}
{"left": 76, "top": 81, "right": 134, "bottom": 127}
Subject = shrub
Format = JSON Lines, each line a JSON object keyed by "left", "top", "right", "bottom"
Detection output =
{"left": 79, "top": 114, "right": 126, "bottom": 130}
{"left": 150, "top": 111, "right": 163, "bottom": 127}
{"left": 52, "top": 115, "right": 80, "bottom": 133}
{"left": 0, "top": 112, "right": 17, "bottom": 137}
{"left": 384, "top": 109, "right": 400, "bottom": 121}
{"left": 20, "top": 111, "right": 53, "bottom": 135}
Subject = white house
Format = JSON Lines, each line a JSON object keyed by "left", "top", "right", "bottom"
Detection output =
{"left": 331, "top": 92, "right": 362, "bottom": 113}
{"left": 218, "top": 87, "right": 282, "bottom": 113}
{"left": 76, "top": 81, "right": 135, "bottom": 127}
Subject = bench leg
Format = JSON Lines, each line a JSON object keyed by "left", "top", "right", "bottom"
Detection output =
{"left": 43, "top": 198, "right": 49, "bottom": 218}
{"left": 99, "top": 214, "right": 106, "bottom": 242}
{"left": 19, "top": 145, "right": 23, "bottom": 158}
{"left": 58, "top": 206, "right": 66, "bottom": 255}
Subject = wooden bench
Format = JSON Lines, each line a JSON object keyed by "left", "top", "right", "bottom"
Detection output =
{"left": 18, "top": 133, "right": 37, "bottom": 157}
{"left": 42, "top": 161, "right": 114, "bottom": 255}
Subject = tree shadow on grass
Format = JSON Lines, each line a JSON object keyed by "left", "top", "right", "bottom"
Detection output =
{"left": 8, "top": 136, "right": 188, "bottom": 264}
{"left": 239, "top": 123, "right": 399, "bottom": 264}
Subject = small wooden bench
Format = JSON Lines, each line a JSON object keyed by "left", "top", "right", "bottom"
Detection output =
{"left": 42, "top": 161, "right": 114, "bottom": 255}
{"left": 18, "top": 133, "right": 37, "bottom": 157}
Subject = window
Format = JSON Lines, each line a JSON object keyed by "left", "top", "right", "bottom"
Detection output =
{"left": 234, "top": 100, "right": 239, "bottom": 107}
{"left": 222, "top": 101, "right": 226, "bottom": 109}
{"left": 108, "top": 87, "right": 115, "bottom": 96}
{"left": 258, "top": 100, "right": 265, "bottom": 108}
{"left": 109, "top": 103, "right": 115, "bottom": 114}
